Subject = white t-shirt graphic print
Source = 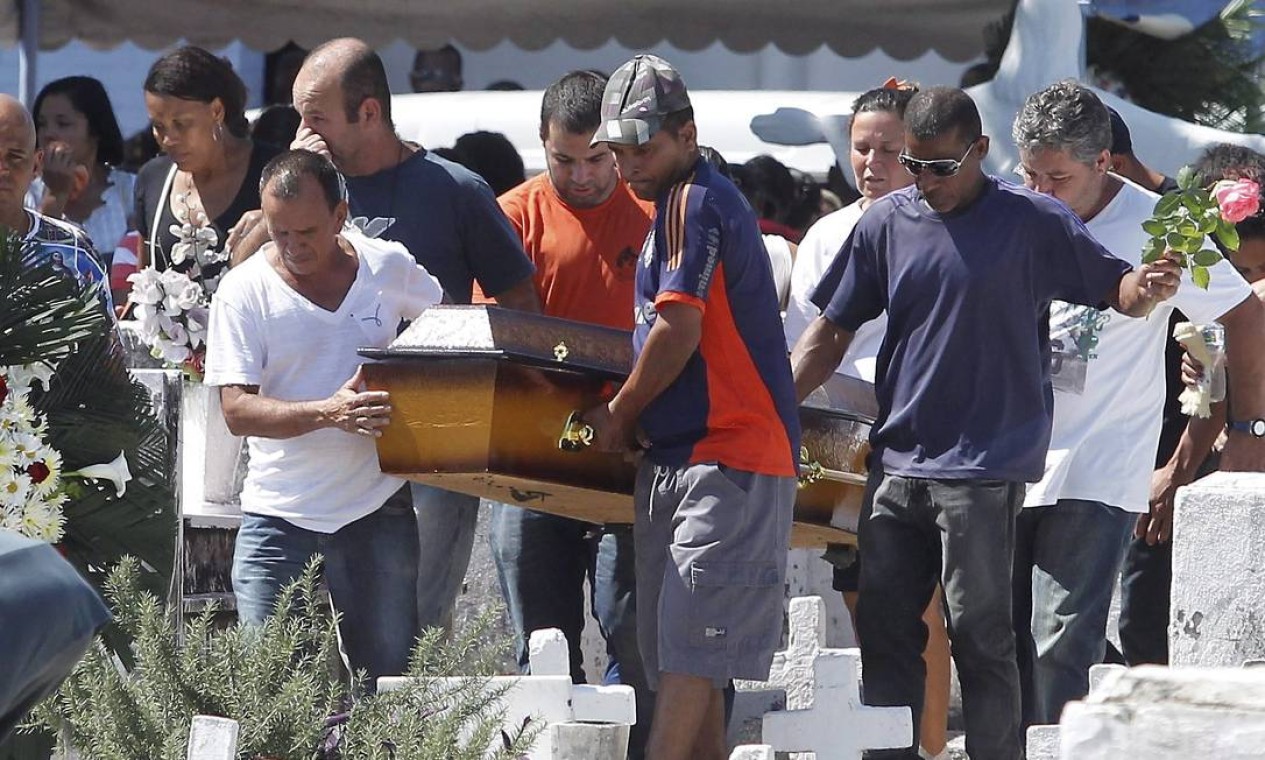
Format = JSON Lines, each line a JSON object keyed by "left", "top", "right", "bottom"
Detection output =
{"left": 205, "top": 231, "right": 444, "bottom": 532}
{"left": 1025, "top": 178, "right": 1251, "bottom": 513}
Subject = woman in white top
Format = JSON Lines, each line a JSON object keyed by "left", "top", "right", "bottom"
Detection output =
{"left": 30, "top": 76, "right": 135, "bottom": 268}
{"left": 786, "top": 81, "right": 953, "bottom": 760}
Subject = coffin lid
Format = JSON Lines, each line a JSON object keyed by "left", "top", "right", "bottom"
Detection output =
{"left": 361, "top": 305, "right": 876, "bottom": 423}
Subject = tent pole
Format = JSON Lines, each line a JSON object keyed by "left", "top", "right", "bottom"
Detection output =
{"left": 1076, "top": 0, "right": 1092, "bottom": 81}
{"left": 18, "top": 0, "right": 40, "bottom": 106}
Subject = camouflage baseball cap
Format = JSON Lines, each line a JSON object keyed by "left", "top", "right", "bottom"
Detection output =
{"left": 590, "top": 55, "right": 692, "bottom": 147}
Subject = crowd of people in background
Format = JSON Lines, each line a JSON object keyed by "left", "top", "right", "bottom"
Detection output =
{"left": 6, "top": 35, "right": 1265, "bottom": 760}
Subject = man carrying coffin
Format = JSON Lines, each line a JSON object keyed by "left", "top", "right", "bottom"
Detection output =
{"left": 586, "top": 55, "right": 800, "bottom": 760}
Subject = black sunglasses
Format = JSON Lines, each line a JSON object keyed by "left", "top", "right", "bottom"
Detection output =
{"left": 899, "top": 141, "right": 978, "bottom": 178}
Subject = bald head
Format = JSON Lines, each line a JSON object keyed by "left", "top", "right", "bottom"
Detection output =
{"left": 296, "top": 37, "right": 393, "bottom": 128}
{"left": 0, "top": 94, "right": 39, "bottom": 221}
{"left": 0, "top": 94, "right": 36, "bottom": 152}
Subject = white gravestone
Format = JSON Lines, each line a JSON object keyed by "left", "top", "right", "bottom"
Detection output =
{"left": 1025, "top": 664, "right": 1127, "bottom": 760}
{"left": 1170, "top": 472, "right": 1265, "bottom": 666}
{"left": 1060, "top": 665, "right": 1265, "bottom": 760}
{"left": 761, "top": 649, "right": 913, "bottom": 759}
{"left": 179, "top": 381, "right": 246, "bottom": 526}
{"left": 378, "top": 627, "right": 635, "bottom": 760}
{"left": 186, "top": 716, "right": 239, "bottom": 760}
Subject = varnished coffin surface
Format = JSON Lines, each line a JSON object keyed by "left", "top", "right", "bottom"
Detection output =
{"left": 361, "top": 306, "right": 874, "bottom": 547}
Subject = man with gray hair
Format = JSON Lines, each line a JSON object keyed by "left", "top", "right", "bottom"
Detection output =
{"left": 1010, "top": 80, "right": 1265, "bottom": 725}
{"left": 206, "top": 149, "right": 444, "bottom": 681}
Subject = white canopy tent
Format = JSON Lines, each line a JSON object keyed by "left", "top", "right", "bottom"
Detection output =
{"left": 2, "top": 0, "right": 1013, "bottom": 57}
{"left": 1, "top": 0, "right": 1014, "bottom": 101}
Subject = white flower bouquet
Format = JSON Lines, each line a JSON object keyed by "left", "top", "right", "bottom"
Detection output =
{"left": 0, "top": 364, "right": 133, "bottom": 542}
{"left": 0, "top": 364, "right": 66, "bottom": 541}
{"left": 127, "top": 267, "right": 209, "bottom": 378}
{"left": 169, "top": 195, "right": 229, "bottom": 296}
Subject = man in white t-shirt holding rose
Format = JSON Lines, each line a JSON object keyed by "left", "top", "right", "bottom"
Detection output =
{"left": 1009, "top": 81, "right": 1265, "bottom": 726}
{"left": 204, "top": 149, "right": 444, "bottom": 681}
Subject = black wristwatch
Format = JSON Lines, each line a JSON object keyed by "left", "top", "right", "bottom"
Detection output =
{"left": 1228, "top": 418, "right": 1265, "bottom": 437}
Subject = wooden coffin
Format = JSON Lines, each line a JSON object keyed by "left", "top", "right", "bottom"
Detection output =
{"left": 360, "top": 306, "right": 874, "bottom": 548}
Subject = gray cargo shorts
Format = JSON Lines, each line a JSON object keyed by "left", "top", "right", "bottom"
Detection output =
{"left": 633, "top": 460, "right": 796, "bottom": 690}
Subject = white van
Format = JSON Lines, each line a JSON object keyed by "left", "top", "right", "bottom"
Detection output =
{"left": 388, "top": 89, "right": 857, "bottom": 179}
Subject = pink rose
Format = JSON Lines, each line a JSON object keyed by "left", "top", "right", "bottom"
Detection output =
{"left": 1212, "top": 178, "right": 1262, "bottom": 224}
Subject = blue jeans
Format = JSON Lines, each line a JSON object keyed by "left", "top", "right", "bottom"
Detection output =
{"left": 489, "top": 503, "right": 653, "bottom": 760}
{"left": 412, "top": 483, "right": 479, "bottom": 632}
{"left": 858, "top": 471, "right": 1024, "bottom": 760}
{"left": 232, "top": 486, "right": 419, "bottom": 681}
{"left": 1012, "top": 500, "right": 1134, "bottom": 725}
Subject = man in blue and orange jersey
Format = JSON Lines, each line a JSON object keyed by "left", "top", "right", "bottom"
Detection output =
{"left": 586, "top": 55, "right": 800, "bottom": 760}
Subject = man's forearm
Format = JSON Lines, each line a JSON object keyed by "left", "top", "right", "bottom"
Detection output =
{"left": 609, "top": 305, "right": 701, "bottom": 424}
{"left": 220, "top": 387, "right": 331, "bottom": 439}
{"left": 1164, "top": 400, "right": 1226, "bottom": 483}
{"left": 491, "top": 276, "right": 543, "bottom": 313}
{"left": 790, "top": 316, "right": 854, "bottom": 403}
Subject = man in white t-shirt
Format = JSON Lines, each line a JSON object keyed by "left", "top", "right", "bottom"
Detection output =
{"left": 204, "top": 149, "right": 444, "bottom": 681}
{"left": 1010, "top": 82, "right": 1265, "bottom": 725}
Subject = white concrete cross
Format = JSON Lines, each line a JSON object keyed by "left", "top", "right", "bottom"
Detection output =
{"left": 762, "top": 649, "right": 913, "bottom": 759}
{"left": 186, "top": 715, "right": 239, "bottom": 760}
{"left": 378, "top": 627, "right": 635, "bottom": 760}
{"left": 730, "top": 595, "right": 830, "bottom": 746}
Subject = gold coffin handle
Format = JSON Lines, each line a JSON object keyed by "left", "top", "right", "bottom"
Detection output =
{"left": 798, "top": 446, "right": 868, "bottom": 488}
{"left": 559, "top": 411, "right": 595, "bottom": 452}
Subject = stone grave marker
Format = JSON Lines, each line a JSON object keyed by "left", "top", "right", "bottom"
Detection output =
{"left": 186, "top": 716, "right": 238, "bottom": 760}
{"left": 762, "top": 649, "right": 913, "bottom": 759}
{"left": 378, "top": 627, "right": 635, "bottom": 759}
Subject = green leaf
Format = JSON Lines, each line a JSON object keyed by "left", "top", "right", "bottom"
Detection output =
{"left": 1155, "top": 193, "right": 1182, "bottom": 216}
{"left": 1141, "top": 236, "right": 1165, "bottom": 263}
{"left": 1198, "top": 213, "right": 1219, "bottom": 234}
{"left": 1192, "top": 265, "right": 1211, "bottom": 289}
{"left": 1142, "top": 219, "right": 1168, "bottom": 236}
{"left": 1166, "top": 232, "right": 1186, "bottom": 250}
{"left": 1177, "top": 165, "right": 1197, "bottom": 191}
{"left": 1217, "top": 218, "right": 1241, "bottom": 251}
{"left": 1177, "top": 220, "right": 1200, "bottom": 238}
{"left": 1194, "top": 248, "right": 1223, "bottom": 267}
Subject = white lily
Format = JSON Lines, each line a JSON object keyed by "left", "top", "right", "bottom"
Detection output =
{"left": 156, "top": 338, "right": 192, "bottom": 365}
{"left": 68, "top": 450, "right": 132, "bottom": 498}
{"left": 127, "top": 268, "right": 165, "bottom": 305}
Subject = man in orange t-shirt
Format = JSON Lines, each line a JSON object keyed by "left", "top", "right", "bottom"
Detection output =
{"left": 489, "top": 70, "right": 655, "bottom": 759}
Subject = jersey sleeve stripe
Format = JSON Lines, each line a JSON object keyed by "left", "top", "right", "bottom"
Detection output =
{"left": 664, "top": 182, "right": 682, "bottom": 271}
{"left": 654, "top": 290, "right": 706, "bottom": 313}
{"left": 667, "top": 183, "right": 693, "bottom": 272}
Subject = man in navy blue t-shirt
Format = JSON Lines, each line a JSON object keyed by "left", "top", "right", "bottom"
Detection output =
{"left": 290, "top": 39, "right": 540, "bottom": 638}
{"left": 789, "top": 87, "right": 1181, "bottom": 760}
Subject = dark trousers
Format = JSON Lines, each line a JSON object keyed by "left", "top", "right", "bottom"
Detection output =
{"left": 1118, "top": 537, "right": 1172, "bottom": 665}
{"left": 858, "top": 472, "right": 1025, "bottom": 760}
